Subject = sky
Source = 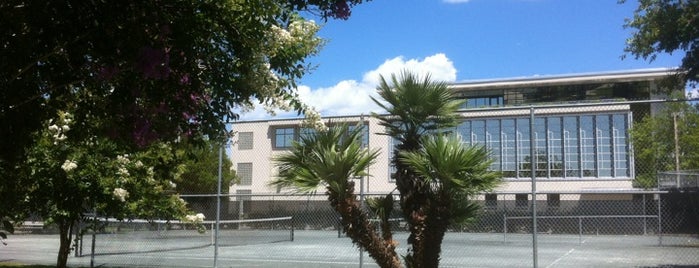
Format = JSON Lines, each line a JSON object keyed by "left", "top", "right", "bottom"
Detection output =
{"left": 237, "top": 0, "right": 685, "bottom": 121}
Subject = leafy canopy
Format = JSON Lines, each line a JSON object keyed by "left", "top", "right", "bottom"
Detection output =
{"left": 623, "top": 0, "right": 699, "bottom": 84}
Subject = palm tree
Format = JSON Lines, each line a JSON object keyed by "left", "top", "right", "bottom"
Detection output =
{"left": 399, "top": 135, "right": 501, "bottom": 267}
{"left": 271, "top": 124, "right": 402, "bottom": 268}
{"left": 371, "top": 70, "right": 499, "bottom": 267}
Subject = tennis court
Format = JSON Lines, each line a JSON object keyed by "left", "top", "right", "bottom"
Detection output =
{"left": 4, "top": 229, "right": 698, "bottom": 267}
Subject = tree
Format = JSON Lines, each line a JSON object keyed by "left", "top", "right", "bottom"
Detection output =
{"left": 371, "top": 71, "right": 462, "bottom": 267}
{"left": 0, "top": 0, "right": 368, "bottom": 222}
{"left": 23, "top": 111, "right": 193, "bottom": 268}
{"left": 622, "top": 0, "right": 699, "bottom": 84}
{"left": 176, "top": 139, "right": 236, "bottom": 218}
{"left": 271, "top": 124, "right": 402, "bottom": 268}
{"left": 176, "top": 140, "right": 236, "bottom": 195}
{"left": 397, "top": 135, "right": 500, "bottom": 265}
{"left": 630, "top": 94, "right": 699, "bottom": 188}
{"left": 273, "top": 72, "right": 500, "bottom": 267}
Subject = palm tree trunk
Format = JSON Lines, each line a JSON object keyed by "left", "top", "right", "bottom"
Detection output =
{"left": 421, "top": 195, "right": 451, "bottom": 268}
{"left": 395, "top": 159, "right": 431, "bottom": 268}
{"left": 329, "top": 182, "right": 402, "bottom": 268}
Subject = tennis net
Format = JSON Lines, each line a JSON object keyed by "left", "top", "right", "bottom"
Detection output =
{"left": 78, "top": 216, "right": 294, "bottom": 256}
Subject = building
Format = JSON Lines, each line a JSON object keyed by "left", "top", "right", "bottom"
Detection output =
{"left": 229, "top": 68, "right": 677, "bottom": 205}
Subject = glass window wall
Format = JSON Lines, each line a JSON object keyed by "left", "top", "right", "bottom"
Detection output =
{"left": 456, "top": 112, "right": 631, "bottom": 179}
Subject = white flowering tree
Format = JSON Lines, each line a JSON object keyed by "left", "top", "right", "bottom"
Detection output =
{"left": 0, "top": 0, "right": 368, "bottom": 236}
{"left": 25, "top": 111, "right": 194, "bottom": 268}
{"left": 1, "top": 2, "right": 371, "bottom": 267}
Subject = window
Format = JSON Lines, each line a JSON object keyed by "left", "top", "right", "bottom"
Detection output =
{"left": 238, "top": 132, "right": 253, "bottom": 150}
{"left": 237, "top": 163, "right": 252, "bottom": 185}
{"left": 580, "top": 116, "right": 596, "bottom": 177}
{"left": 563, "top": 116, "right": 580, "bottom": 177}
{"left": 547, "top": 194, "right": 560, "bottom": 208}
{"left": 274, "top": 127, "right": 296, "bottom": 148}
{"left": 612, "top": 114, "right": 629, "bottom": 177}
{"left": 457, "top": 112, "right": 631, "bottom": 180}
{"left": 461, "top": 96, "right": 504, "bottom": 109}
{"left": 348, "top": 124, "right": 370, "bottom": 148}
{"left": 501, "top": 119, "right": 516, "bottom": 178}
{"left": 516, "top": 194, "right": 528, "bottom": 208}
{"left": 597, "top": 115, "right": 612, "bottom": 177}
{"left": 516, "top": 118, "right": 531, "bottom": 178}
{"left": 485, "top": 194, "right": 497, "bottom": 208}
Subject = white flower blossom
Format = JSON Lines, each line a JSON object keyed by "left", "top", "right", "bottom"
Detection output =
{"left": 61, "top": 125, "right": 70, "bottom": 132}
{"left": 169, "top": 181, "right": 177, "bottom": 188}
{"left": 113, "top": 188, "right": 129, "bottom": 202}
{"left": 48, "top": 124, "right": 60, "bottom": 132}
{"left": 270, "top": 25, "right": 291, "bottom": 42}
{"left": 53, "top": 134, "right": 67, "bottom": 141}
{"left": 117, "top": 166, "right": 130, "bottom": 177}
{"left": 61, "top": 160, "right": 77, "bottom": 172}
{"left": 301, "top": 105, "right": 327, "bottom": 131}
{"left": 134, "top": 160, "right": 144, "bottom": 168}
{"left": 185, "top": 213, "right": 205, "bottom": 223}
{"left": 116, "top": 155, "right": 130, "bottom": 165}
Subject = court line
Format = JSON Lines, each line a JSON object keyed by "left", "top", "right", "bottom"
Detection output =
{"left": 546, "top": 248, "right": 576, "bottom": 268}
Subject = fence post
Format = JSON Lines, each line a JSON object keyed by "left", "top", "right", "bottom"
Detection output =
{"left": 529, "top": 106, "right": 538, "bottom": 268}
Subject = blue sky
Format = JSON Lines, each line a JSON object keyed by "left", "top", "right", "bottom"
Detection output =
{"left": 239, "top": 0, "right": 685, "bottom": 120}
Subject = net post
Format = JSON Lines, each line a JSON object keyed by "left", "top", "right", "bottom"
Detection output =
{"left": 578, "top": 216, "right": 582, "bottom": 244}
{"left": 657, "top": 192, "right": 663, "bottom": 246}
{"left": 503, "top": 213, "right": 507, "bottom": 243}
{"left": 290, "top": 219, "right": 294, "bottom": 242}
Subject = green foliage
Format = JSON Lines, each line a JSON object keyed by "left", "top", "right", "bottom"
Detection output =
{"left": 399, "top": 135, "right": 500, "bottom": 195}
{"left": 0, "top": 1, "right": 368, "bottom": 222}
{"left": 372, "top": 71, "right": 500, "bottom": 267}
{"left": 365, "top": 194, "right": 395, "bottom": 222}
{"left": 176, "top": 140, "right": 235, "bottom": 195}
{"left": 630, "top": 95, "right": 699, "bottom": 188}
{"left": 22, "top": 111, "right": 195, "bottom": 267}
{"left": 622, "top": 0, "right": 699, "bottom": 84}
{"left": 0, "top": 1, "right": 370, "bottom": 264}
{"left": 371, "top": 70, "right": 465, "bottom": 148}
{"left": 399, "top": 135, "right": 501, "bottom": 225}
{"left": 272, "top": 123, "right": 379, "bottom": 197}
{"left": 272, "top": 124, "right": 401, "bottom": 267}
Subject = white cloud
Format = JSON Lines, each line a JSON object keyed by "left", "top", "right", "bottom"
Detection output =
{"left": 687, "top": 87, "right": 699, "bottom": 99}
{"left": 237, "top": 53, "right": 458, "bottom": 120}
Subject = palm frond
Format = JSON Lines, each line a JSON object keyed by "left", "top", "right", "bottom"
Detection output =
{"left": 371, "top": 70, "right": 465, "bottom": 145}
{"left": 271, "top": 124, "right": 379, "bottom": 198}
{"left": 398, "top": 135, "right": 501, "bottom": 195}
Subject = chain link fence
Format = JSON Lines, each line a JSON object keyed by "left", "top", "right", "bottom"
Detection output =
{"left": 14, "top": 99, "right": 699, "bottom": 267}
{"left": 75, "top": 190, "right": 698, "bottom": 267}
